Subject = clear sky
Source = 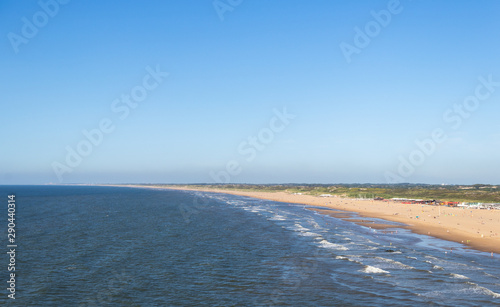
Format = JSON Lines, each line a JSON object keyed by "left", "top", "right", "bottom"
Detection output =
{"left": 1, "top": 0, "right": 500, "bottom": 185}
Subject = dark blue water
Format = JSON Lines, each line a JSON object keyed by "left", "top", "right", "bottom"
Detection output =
{"left": 0, "top": 185, "right": 499, "bottom": 306}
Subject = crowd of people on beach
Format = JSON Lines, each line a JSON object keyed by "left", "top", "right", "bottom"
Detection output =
{"left": 374, "top": 197, "right": 500, "bottom": 210}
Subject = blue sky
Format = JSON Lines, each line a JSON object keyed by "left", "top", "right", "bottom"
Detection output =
{"left": 1, "top": 0, "right": 500, "bottom": 185}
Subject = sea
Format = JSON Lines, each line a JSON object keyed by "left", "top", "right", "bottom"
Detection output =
{"left": 0, "top": 185, "right": 499, "bottom": 306}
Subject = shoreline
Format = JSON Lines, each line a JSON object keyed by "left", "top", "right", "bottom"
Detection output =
{"left": 101, "top": 184, "right": 500, "bottom": 255}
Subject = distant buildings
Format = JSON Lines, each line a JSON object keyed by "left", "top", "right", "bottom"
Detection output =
{"left": 457, "top": 202, "right": 500, "bottom": 210}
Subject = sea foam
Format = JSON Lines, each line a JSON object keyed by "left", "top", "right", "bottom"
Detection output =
{"left": 318, "top": 240, "right": 349, "bottom": 251}
{"left": 374, "top": 257, "right": 415, "bottom": 269}
{"left": 361, "top": 265, "right": 389, "bottom": 274}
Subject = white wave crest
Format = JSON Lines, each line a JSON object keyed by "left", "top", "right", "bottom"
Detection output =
{"left": 361, "top": 265, "right": 389, "bottom": 274}
{"left": 268, "top": 215, "right": 286, "bottom": 221}
{"left": 374, "top": 257, "right": 415, "bottom": 269}
{"left": 318, "top": 240, "right": 349, "bottom": 250}
{"left": 309, "top": 220, "right": 321, "bottom": 229}
{"left": 466, "top": 282, "right": 500, "bottom": 298}
{"left": 299, "top": 231, "right": 322, "bottom": 238}
{"left": 478, "top": 286, "right": 500, "bottom": 298}
{"left": 292, "top": 223, "right": 309, "bottom": 231}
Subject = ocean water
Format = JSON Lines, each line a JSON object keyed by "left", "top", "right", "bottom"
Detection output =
{"left": 0, "top": 185, "right": 499, "bottom": 306}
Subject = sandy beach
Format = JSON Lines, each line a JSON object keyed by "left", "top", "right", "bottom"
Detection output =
{"left": 110, "top": 185, "right": 500, "bottom": 255}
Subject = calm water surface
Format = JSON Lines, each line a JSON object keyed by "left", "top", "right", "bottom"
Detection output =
{"left": 0, "top": 185, "right": 499, "bottom": 306}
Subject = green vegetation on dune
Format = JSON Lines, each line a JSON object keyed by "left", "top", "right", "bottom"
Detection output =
{"left": 155, "top": 183, "right": 500, "bottom": 203}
